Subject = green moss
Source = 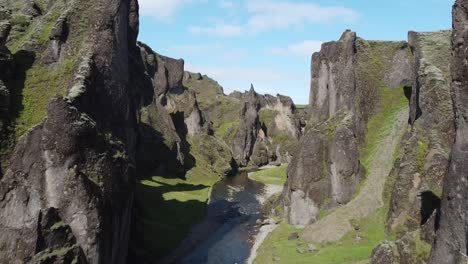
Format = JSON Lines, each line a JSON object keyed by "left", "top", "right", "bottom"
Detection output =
{"left": 254, "top": 208, "right": 389, "bottom": 264}
{"left": 360, "top": 87, "right": 408, "bottom": 170}
{"left": 34, "top": 244, "right": 79, "bottom": 262}
{"left": 414, "top": 231, "right": 431, "bottom": 262}
{"left": 38, "top": 10, "right": 61, "bottom": 45}
{"left": 10, "top": 14, "right": 31, "bottom": 28}
{"left": 259, "top": 109, "right": 278, "bottom": 125}
{"left": 113, "top": 150, "right": 128, "bottom": 161}
{"left": 13, "top": 56, "right": 78, "bottom": 137}
{"left": 249, "top": 164, "right": 288, "bottom": 186}
{"left": 50, "top": 221, "right": 66, "bottom": 231}
{"left": 8, "top": 8, "right": 60, "bottom": 53}
{"left": 216, "top": 120, "right": 238, "bottom": 140}
{"left": 183, "top": 71, "right": 242, "bottom": 142}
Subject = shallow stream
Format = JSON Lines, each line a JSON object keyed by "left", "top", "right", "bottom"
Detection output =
{"left": 161, "top": 172, "right": 266, "bottom": 264}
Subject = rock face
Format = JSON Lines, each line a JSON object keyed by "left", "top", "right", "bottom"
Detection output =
{"left": 0, "top": 0, "right": 139, "bottom": 263}
{"left": 0, "top": 0, "right": 236, "bottom": 263}
{"left": 185, "top": 74, "right": 303, "bottom": 168}
{"left": 373, "top": 30, "right": 455, "bottom": 264}
{"left": 283, "top": 30, "right": 413, "bottom": 227}
{"left": 0, "top": 21, "right": 13, "bottom": 136}
{"left": 230, "top": 87, "right": 302, "bottom": 166}
{"left": 429, "top": 1, "right": 468, "bottom": 263}
{"left": 232, "top": 87, "right": 261, "bottom": 166}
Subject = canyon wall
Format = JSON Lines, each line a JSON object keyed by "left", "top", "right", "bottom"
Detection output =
{"left": 429, "top": 0, "right": 468, "bottom": 263}
{"left": 283, "top": 30, "right": 413, "bottom": 227}
{"left": 0, "top": 0, "right": 235, "bottom": 263}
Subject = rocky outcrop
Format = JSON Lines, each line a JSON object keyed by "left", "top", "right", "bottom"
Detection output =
{"left": 231, "top": 87, "right": 302, "bottom": 166}
{"left": 0, "top": 21, "right": 13, "bottom": 134}
{"left": 429, "top": 1, "right": 468, "bottom": 263}
{"left": 0, "top": 0, "right": 140, "bottom": 263}
{"left": 231, "top": 87, "right": 262, "bottom": 166}
{"left": 283, "top": 30, "right": 413, "bottom": 227}
{"left": 379, "top": 30, "right": 454, "bottom": 259}
{"left": 185, "top": 75, "right": 303, "bottom": 168}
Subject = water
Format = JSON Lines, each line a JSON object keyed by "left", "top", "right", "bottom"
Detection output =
{"left": 161, "top": 172, "right": 265, "bottom": 264}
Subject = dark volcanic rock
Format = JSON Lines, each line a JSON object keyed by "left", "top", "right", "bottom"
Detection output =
{"left": 429, "top": 1, "right": 468, "bottom": 263}
{"left": 231, "top": 88, "right": 261, "bottom": 166}
{"left": 386, "top": 30, "right": 453, "bottom": 240}
{"left": 283, "top": 30, "right": 413, "bottom": 226}
{"left": 283, "top": 31, "right": 363, "bottom": 226}
{"left": 0, "top": 0, "right": 141, "bottom": 263}
{"left": 226, "top": 87, "right": 301, "bottom": 166}
{"left": 32, "top": 208, "right": 86, "bottom": 264}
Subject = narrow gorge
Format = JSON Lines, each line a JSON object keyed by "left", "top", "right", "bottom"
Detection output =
{"left": 0, "top": 0, "right": 466, "bottom": 264}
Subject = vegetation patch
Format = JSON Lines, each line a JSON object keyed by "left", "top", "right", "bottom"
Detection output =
{"left": 12, "top": 56, "right": 78, "bottom": 137}
{"left": 254, "top": 208, "right": 389, "bottom": 264}
{"left": 259, "top": 109, "right": 278, "bottom": 125}
{"left": 132, "top": 135, "right": 229, "bottom": 259}
{"left": 33, "top": 244, "right": 79, "bottom": 262}
{"left": 360, "top": 87, "right": 408, "bottom": 170}
{"left": 216, "top": 120, "right": 238, "bottom": 140}
{"left": 249, "top": 164, "right": 288, "bottom": 186}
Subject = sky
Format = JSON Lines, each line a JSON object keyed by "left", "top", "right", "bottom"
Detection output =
{"left": 137, "top": 0, "right": 453, "bottom": 104}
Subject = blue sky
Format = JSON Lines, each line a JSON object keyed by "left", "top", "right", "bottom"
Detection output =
{"left": 138, "top": 0, "right": 452, "bottom": 104}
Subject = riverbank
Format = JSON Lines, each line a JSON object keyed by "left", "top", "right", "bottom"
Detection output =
{"left": 247, "top": 183, "right": 283, "bottom": 264}
{"left": 247, "top": 164, "right": 288, "bottom": 263}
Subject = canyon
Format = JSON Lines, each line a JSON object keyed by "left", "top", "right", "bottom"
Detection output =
{"left": 0, "top": 0, "right": 466, "bottom": 264}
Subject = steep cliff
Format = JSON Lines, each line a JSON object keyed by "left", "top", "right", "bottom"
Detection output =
{"left": 0, "top": 0, "right": 235, "bottom": 263}
{"left": 429, "top": 1, "right": 468, "bottom": 263}
{"left": 185, "top": 74, "right": 303, "bottom": 167}
{"left": 0, "top": 0, "right": 140, "bottom": 263}
{"left": 283, "top": 30, "right": 413, "bottom": 227}
{"left": 368, "top": 30, "right": 454, "bottom": 264}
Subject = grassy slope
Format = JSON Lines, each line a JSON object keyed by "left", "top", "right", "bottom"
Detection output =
{"left": 12, "top": 57, "right": 78, "bottom": 136}
{"left": 249, "top": 164, "right": 288, "bottom": 186}
{"left": 183, "top": 72, "right": 242, "bottom": 141}
{"left": 6, "top": 0, "right": 91, "bottom": 137}
{"left": 254, "top": 86, "right": 408, "bottom": 263}
{"left": 133, "top": 135, "right": 227, "bottom": 259}
{"left": 255, "top": 208, "right": 387, "bottom": 264}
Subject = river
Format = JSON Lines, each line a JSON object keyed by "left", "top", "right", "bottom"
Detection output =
{"left": 160, "top": 172, "right": 270, "bottom": 264}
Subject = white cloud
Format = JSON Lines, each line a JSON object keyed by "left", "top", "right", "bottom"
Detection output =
{"left": 268, "top": 40, "right": 323, "bottom": 57}
{"left": 188, "top": 24, "right": 244, "bottom": 37}
{"left": 138, "top": 0, "right": 205, "bottom": 20}
{"left": 247, "top": 1, "right": 359, "bottom": 33}
{"left": 219, "top": 0, "right": 237, "bottom": 9}
{"left": 185, "top": 64, "right": 300, "bottom": 83}
{"left": 188, "top": 1, "right": 358, "bottom": 37}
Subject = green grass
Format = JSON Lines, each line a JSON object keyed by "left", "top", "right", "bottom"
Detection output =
{"left": 255, "top": 208, "right": 389, "bottom": 264}
{"left": 249, "top": 164, "right": 288, "bottom": 186}
{"left": 360, "top": 87, "right": 408, "bottom": 170}
{"left": 259, "top": 109, "right": 278, "bottom": 125}
{"left": 8, "top": 6, "right": 61, "bottom": 53}
{"left": 12, "top": 56, "right": 78, "bottom": 137}
{"left": 254, "top": 87, "right": 408, "bottom": 264}
{"left": 216, "top": 120, "right": 238, "bottom": 140}
{"left": 295, "top": 104, "right": 308, "bottom": 110}
{"left": 134, "top": 173, "right": 217, "bottom": 259}
{"left": 183, "top": 71, "right": 242, "bottom": 142}
{"left": 132, "top": 135, "right": 230, "bottom": 259}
